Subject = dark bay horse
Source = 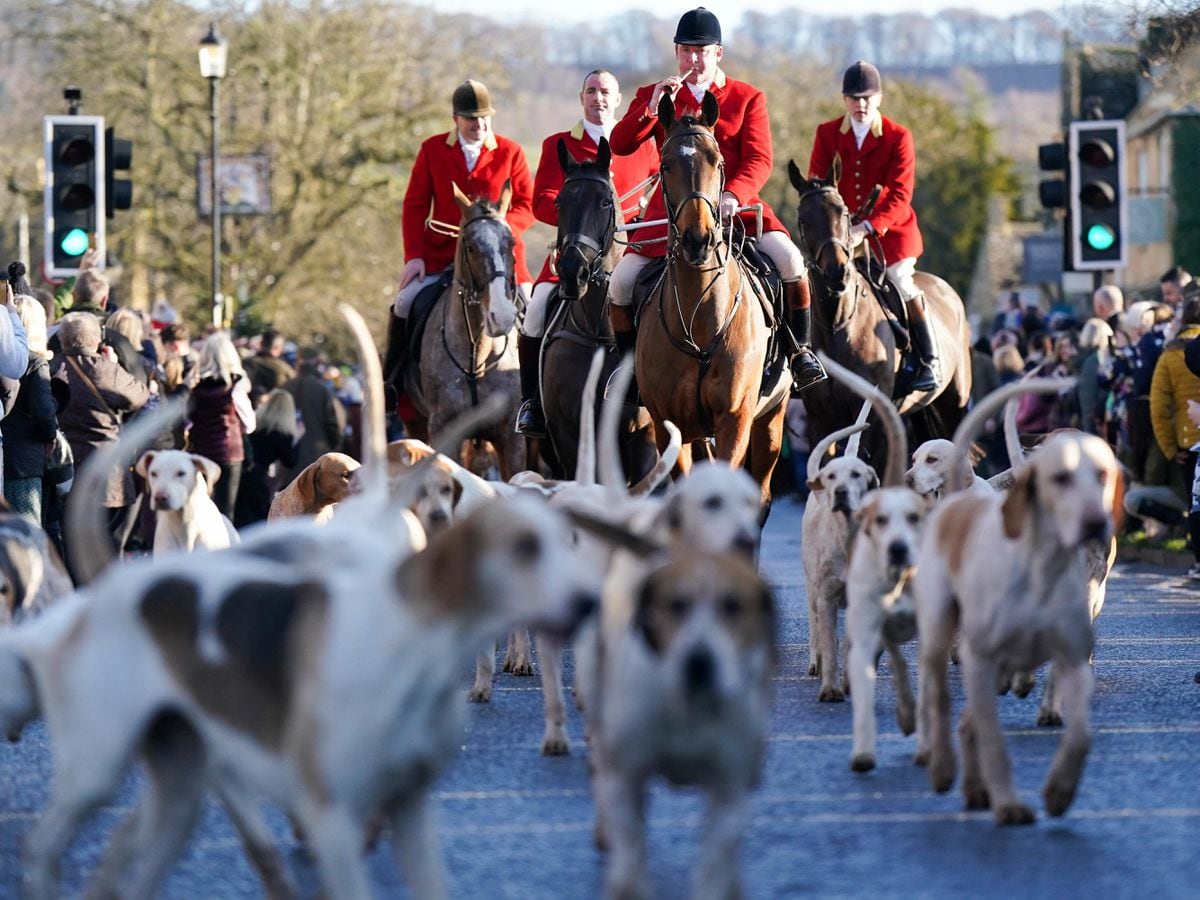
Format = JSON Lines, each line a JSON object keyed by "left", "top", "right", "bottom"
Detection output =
{"left": 786, "top": 162, "right": 971, "bottom": 464}
{"left": 636, "top": 93, "right": 789, "bottom": 504}
{"left": 403, "top": 183, "right": 525, "bottom": 479}
{"left": 539, "top": 137, "right": 657, "bottom": 482}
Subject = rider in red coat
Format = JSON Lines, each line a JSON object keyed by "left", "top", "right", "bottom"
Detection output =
{"left": 607, "top": 7, "right": 826, "bottom": 393}
{"left": 384, "top": 79, "right": 534, "bottom": 390}
{"left": 514, "top": 69, "right": 660, "bottom": 437}
{"left": 808, "top": 61, "right": 939, "bottom": 392}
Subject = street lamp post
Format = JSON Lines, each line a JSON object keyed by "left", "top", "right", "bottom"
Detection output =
{"left": 199, "top": 23, "right": 227, "bottom": 328}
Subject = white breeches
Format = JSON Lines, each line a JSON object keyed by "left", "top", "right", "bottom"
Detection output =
{"left": 521, "top": 282, "right": 555, "bottom": 338}
{"left": 608, "top": 229, "right": 807, "bottom": 308}
{"left": 886, "top": 257, "right": 920, "bottom": 304}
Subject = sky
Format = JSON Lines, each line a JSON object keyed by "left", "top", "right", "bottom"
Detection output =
{"left": 415, "top": 0, "right": 1077, "bottom": 23}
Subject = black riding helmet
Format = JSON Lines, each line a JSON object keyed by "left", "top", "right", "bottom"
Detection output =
{"left": 674, "top": 7, "right": 721, "bottom": 45}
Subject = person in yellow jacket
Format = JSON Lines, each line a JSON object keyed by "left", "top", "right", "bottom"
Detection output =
{"left": 1149, "top": 297, "right": 1200, "bottom": 574}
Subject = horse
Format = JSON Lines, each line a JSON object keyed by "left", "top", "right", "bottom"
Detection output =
{"left": 402, "top": 183, "right": 524, "bottom": 479}
{"left": 635, "top": 93, "right": 789, "bottom": 506}
{"left": 786, "top": 161, "right": 971, "bottom": 466}
{"left": 537, "top": 137, "right": 658, "bottom": 482}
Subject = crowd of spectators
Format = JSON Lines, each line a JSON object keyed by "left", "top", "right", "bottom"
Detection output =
{"left": 0, "top": 253, "right": 366, "bottom": 582}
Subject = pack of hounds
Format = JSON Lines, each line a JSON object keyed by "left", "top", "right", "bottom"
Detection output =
{"left": 0, "top": 307, "right": 1122, "bottom": 898}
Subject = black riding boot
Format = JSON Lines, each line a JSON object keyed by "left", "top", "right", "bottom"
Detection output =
{"left": 611, "top": 305, "right": 641, "bottom": 405}
{"left": 906, "top": 292, "right": 941, "bottom": 393}
{"left": 382, "top": 312, "right": 409, "bottom": 389}
{"left": 515, "top": 333, "right": 547, "bottom": 438}
{"left": 785, "top": 279, "right": 826, "bottom": 394}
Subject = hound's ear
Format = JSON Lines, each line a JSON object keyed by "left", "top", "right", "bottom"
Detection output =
{"left": 787, "top": 159, "right": 807, "bottom": 193}
{"left": 293, "top": 464, "right": 320, "bottom": 508}
{"left": 1001, "top": 466, "right": 1036, "bottom": 539}
{"left": 807, "top": 474, "right": 824, "bottom": 493}
{"left": 700, "top": 91, "right": 719, "bottom": 128}
{"left": 497, "top": 178, "right": 513, "bottom": 217}
{"left": 955, "top": 454, "right": 975, "bottom": 491}
{"left": 452, "top": 182, "right": 473, "bottom": 215}
{"left": 595, "top": 136, "right": 611, "bottom": 174}
{"left": 657, "top": 93, "right": 675, "bottom": 129}
{"left": 1106, "top": 455, "right": 1126, "bottom": 534}
{"left": 557, "top": 137, "right": 576, "bottom": 174}
{"left": 451, "top": 476, "right": 464, "bottom": 509}
{"left": 828, "top": 155, "right": 842, "bottom": 185}
{"left": 854, "top": 494, "right": 878, "bottom": 527}
{"left": 189, "top": 454, "right": 222, "bottom": 495}
{"left": 866, "top": 468, "right": 880, "bottom": 490}
{"left": 654, "top": 493, "right": 684, "bottom": 537}
{"left": 135, "top": 451, "right": 156, "bottom": 480}
{"left": 565, "top": 509, "right": 662, "bottom": 557}
{"left": 634, "top": 569, "right": 663, "bottom": 654}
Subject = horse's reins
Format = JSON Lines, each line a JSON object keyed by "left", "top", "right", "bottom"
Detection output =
{"left": 550, "top": 168, "right": 621, "bottom": 347}
{"left": 654, "top": 124, "right": 750, "bottom": 431}
{"left": 441, "top": 209, "right": 514, "bottom": 405}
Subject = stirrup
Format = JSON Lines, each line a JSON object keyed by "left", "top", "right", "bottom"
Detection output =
{"left": 515, "top": 398, "right": 547, "bottom": 438}
{"left": 909, "top": 359, "right": 940, "bottom": 393}
{"left": 790, "top": 348, "right": 827, "bottom": 395}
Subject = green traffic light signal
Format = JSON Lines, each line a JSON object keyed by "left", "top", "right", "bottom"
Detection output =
{"left": 1085, "top": 224, "right": 1116, "bottom": 252}
{"left": 59, "top": 228, "right": 89, "bottom": 257}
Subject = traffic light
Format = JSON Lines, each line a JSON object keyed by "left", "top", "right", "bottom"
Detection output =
{"left": 105, "top": 127, "right": 133, "bottom": 219}
{"left": 43, "top": 115, "right": 105, "bottom": 278}
{"left": 1069, "top": 119, "right": 1128, "bottom": 271}
{"left": 1037, "top": 140, "right": 1068, "bottom": 211}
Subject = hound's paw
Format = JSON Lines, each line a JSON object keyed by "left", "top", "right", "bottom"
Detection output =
{"left": 1036, "top": 707, "right": 1062, "bottom": 727}
{"left": 807, "top": 660, "right": 818, "bottom": 677}
{"left": 1043, "top": 779, "right": 1078, "bottom": 817}
{"left": 467, "top": 684, "right": 492, "bottom": 703}
{"left": 541, "top": 730, "right": 570, "bottom": 756}
{"left": 850, "top": 753, "right": 876, "bottom": 772}
{"left": 929, "top": 755, "right": 956, "bottom": 793}
{"left": 896, "top": 704, "right": 916, "bottom": 736}
{"left": 962, "top": 781, "right": 990, "bottom": 810}
{"left": 593, "top": 820, "right": 609, "bottom": 852}
{"left": 995, "top": 803, "right": 1036, "bottom": 825}
{"left": 817, "top": 685, "right": 845, "bottom": 703}
{"left": 913, "top": 748, "right": 930, "bottom": 767}
{"left": 504, "top": 655, "right": 536, "bottom": 676}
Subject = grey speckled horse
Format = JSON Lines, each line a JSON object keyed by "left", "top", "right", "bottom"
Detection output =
{"left": 403, "top": 184, "right": 525, "bottom": 479}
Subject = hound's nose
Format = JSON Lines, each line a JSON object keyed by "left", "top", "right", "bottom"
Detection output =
{"left": 684, "top": 647, "right": 716, "bottom": 695}
{"left": 733, "top": 532, "right": 758, "bottom": 558}
{"left": 428, "top": 509, "right": 449, "bottom": 526}
{"left": 904, "top": 471, "right": 916, "bottom": 488}
{"left": 887, "top": 540, "right": 910, "bottom": 568}
{"left": 832, "top": 487, "right": 851, "bottom": 512}
{"left": 569, "top": 591, "right": 599, "bottom": 627}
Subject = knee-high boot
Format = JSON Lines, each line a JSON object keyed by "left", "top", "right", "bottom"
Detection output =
{"left": 382, "top": 312, "right": 409, "bottom": 389}
{"left": 515, "top": 334, "right": 547, "bottom": 437}
{"left": 609, "top": 304, "right": 640, "bottom": 404}
{"left": 905, "top": 291, "right": 941, "bottom": 393}
{"left": 784, "top": 278, "right": 827, "bottom": 394}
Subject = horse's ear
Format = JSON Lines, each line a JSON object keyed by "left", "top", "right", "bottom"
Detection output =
{"left": 787, "top": 159, "right": 807, "bottom": 193}
{"left": 557, "top": 137, "right": 577, "bottom": 174}
{"left": 700, "top": 91, "right": 719, "bottom": 129}
{"left": 452, "top": 182, "right": 473, "bottom": 215}
{"left": 596, "top": 136, "right": 611, "bottom": 175}
{"left": 657, "top": 93, "right": 675, "bottom": 129}
{"left": 828, "top": 155, "right": 842, "bottom": 186}
{"left": 497, "top": 178, "right": 513, "bottom": 216}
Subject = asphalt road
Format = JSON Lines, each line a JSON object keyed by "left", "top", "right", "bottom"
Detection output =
{"left": 1, "top": 496, "right": 1198, "bottom": 898}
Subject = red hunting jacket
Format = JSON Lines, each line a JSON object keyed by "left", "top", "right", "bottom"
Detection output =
{"left": 532, "top": 121, "right": 660, "bottom": 284}
{"left": 610, "top": 69, "right": 786, "bottom": 258}
{"left": 402, "top": 130, "right": 536, "bottom": 283}
{"left": 808, "top": 113, "right": 923, "bottom": 264}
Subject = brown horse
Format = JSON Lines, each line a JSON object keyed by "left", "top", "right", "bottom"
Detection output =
{"left": 402, "top": 184, "right": 525, "bottom": 479}
{"left": 635, "top": 93, "right": 789, "bottom": 504}
{"left": 786, "top": 162, "right": 971, "bottom": 463}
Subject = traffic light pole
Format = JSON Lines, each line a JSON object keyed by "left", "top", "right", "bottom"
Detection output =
{"left": 209, "top": 75, "right": 223, "bottom": 329}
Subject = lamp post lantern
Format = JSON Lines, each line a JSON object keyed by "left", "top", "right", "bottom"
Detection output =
{"left": 199, "top": 23, "right": 227, "bottom": 328}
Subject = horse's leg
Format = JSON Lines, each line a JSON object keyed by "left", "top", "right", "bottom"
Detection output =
{"left": 493, "top": 428, "right": 527, "bottom": 482}
{"left": 404, "top": 417, "right": 430, "bottom": 443}
{"left": 671, "top": 434, "right": 694, "bottom": 478}
{"left": 713, "top": 413, "right": 752, "bottom": 470}
{"left": 749, "top": 401, "right": 787, "bottom": 507}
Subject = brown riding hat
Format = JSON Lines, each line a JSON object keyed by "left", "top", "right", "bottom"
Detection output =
{"left": 452, "top": 80, "right": 496, "bottom": 118}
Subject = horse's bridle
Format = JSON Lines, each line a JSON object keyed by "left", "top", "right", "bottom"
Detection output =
{"left": 554, "top": 168, "right": 617, "bottom": 290}
{"left": 795, "top": 184, "right": 853, "bottom": 280}
{"left": 659, "top": 127, "right": 726, "bottom": 247}
{"left": 454, "top": 210, "right": 517, "bottom": 310}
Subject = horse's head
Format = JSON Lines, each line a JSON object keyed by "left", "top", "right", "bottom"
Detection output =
{"left": 659, "top": 92, "right": 723, "bottom": 268}
{"left": 787, "top": 160, "right": 852, "bottom": 296}
{"left": 554, "top": 137, "right": 617, "bottom": 301}
{"left": 452, "top": 181, "right": 518, "bottom": 336}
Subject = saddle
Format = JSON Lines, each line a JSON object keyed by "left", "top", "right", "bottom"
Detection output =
{"left": 404, "top": 270, "right": 455, "bottom": 387}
